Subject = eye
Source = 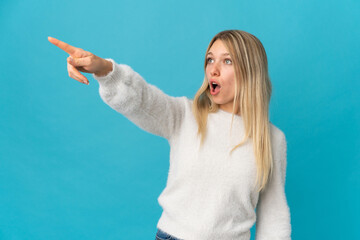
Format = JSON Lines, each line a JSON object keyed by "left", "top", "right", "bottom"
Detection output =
{"left": 225, "top": 59, "right": 232, "bottom": 64}
{"left": 207, "top": 57, "right": 214, "bottom": 64}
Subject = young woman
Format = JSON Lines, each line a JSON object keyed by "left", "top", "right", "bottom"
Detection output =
{"left": 48, "top": 30, "right": 291, "bottom": 240}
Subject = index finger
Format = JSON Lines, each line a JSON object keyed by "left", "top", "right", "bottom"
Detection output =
{"left": 48, "top": 36, "right": 77, "bottom": 55}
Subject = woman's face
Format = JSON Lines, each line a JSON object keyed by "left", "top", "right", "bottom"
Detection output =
{"left": 205, "top": 39, "right": 237, "bottom": 114}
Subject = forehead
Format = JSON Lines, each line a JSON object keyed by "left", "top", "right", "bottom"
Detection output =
{"left": 208, "top": 39, "right": 229, "bottom": 55}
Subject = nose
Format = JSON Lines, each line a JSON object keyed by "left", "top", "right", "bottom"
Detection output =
{"left": 209, "top": 62, "right": 220, "bottom": 76}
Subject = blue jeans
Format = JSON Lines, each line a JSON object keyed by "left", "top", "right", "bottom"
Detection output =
{"left": 155, "top": 228, "right": 183, "bottom": 240}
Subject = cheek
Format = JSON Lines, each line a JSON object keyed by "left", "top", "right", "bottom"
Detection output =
{"left": 225, "top": 73, "right": 235, "bottom": 88}
{"left": 224, "top": 78, "right": 236, "bottom": 97}
{"left": 205, "top": 69, "right": 209, "bottom": 78}
{"left": 225, "top": 67, "right": 234, "bottom": 80}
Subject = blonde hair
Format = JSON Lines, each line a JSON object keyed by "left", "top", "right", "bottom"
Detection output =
{"left": 192, "top": 30, "right": 273, "bottom": 193}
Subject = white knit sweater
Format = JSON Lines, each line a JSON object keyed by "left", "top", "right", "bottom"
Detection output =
{"left": 93, "top": 59, "right": 292, "bottom": 240}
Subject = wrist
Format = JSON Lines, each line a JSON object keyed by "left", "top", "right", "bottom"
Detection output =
{"left": 95, "top": 59, "right": 113, "bottom": 77}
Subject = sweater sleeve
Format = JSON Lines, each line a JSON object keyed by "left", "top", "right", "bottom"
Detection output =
{"left": 255, "top": 132, "right": 292, "bottom": 240}
{"left": 92, "top": 58, "right": 186, "bottom": 140}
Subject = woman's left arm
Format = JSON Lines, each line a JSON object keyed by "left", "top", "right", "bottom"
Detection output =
{"left": 255, "top": 132, "right": 292, "bottom": 240}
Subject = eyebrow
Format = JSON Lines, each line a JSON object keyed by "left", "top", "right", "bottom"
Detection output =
{"left": 207, "top": 52, "right": 230, "bottom": 56}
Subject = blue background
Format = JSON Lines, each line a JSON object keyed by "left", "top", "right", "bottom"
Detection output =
{"left": 1, "top": 0, "right": 359, "bottom": 239}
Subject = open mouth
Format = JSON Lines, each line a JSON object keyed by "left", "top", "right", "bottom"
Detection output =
{"left": 210, "top": 81, "right": 221, "bottom": 95}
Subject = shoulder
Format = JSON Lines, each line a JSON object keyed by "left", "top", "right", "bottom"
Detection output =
{"left": 186, "top": 97, "right": 193, "bottom": 106}
{"left": 269, "top": 122, "right": 288, "bottom": 184}
{"left": 269, "top": 122, "right": 287, "bottom": 161}
{"left": 183, "top": 98, "right": 194, "bottom": 115}
{"left": 269, "top": 122, "right": 286, "bottom": 143}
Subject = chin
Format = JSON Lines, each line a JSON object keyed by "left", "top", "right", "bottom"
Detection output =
{"left": 211, "top": 98, "right": 226, "bottom": 106}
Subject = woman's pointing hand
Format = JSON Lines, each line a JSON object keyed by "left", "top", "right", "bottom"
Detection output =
{"left": 48, "top": 36, "right": 113, "bottom": 85}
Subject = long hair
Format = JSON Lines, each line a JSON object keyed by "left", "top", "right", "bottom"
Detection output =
{"left": 192, "top": 30, "right": 273, "bottom": 193}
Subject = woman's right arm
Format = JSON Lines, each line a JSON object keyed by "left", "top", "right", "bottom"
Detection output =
{"left": 93, "top": 58, "right": 187, "bottom": 140}
{"left": 48, "top": 37, "right": 186, "bottom": 140}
